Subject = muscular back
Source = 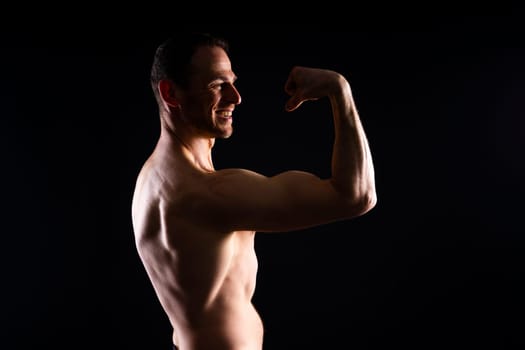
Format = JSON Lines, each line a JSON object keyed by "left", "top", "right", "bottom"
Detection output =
{"left": 131, "top": 149, "right": 264, "bottom": 350}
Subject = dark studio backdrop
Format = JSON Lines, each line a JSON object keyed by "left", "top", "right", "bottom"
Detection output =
{"left": 1, "top": 17, "right": 524, "bottom": 350}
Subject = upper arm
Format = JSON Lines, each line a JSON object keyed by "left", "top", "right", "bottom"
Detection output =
{"left": 196, "top": 168, "right": 371, "bottom": 233}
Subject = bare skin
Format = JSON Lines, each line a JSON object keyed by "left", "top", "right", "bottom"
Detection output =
{"left": 131, "top": 45, "right": 376, "bottom": 350}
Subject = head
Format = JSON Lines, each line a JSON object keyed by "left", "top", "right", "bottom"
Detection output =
{"left": 150, "top": 32, "right": 242, "bottom": 139}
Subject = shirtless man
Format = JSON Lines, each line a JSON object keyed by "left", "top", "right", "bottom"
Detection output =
{"left": 131, "top": 32, "right": 377, "bottom": 350}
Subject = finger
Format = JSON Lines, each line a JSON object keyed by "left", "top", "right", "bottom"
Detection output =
{"left": 284, "top": 77, "right": 296, "bottom": 96}
{"left": 285, "top": 96, "right": 303, "bottom": 112}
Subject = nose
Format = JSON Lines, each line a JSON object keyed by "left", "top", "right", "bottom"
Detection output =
{"left": 224, "top": 83, "right": 242, "bottom": 105}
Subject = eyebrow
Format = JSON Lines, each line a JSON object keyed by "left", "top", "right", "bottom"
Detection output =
{"left": 217, "top": 72, "right": 238, "bottom": 82}
{"left": 208, "top": 74, "right": 238, "bottom": 87}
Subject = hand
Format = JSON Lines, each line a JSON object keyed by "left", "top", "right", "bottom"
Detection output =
{"left": 284, "top": 66, "right": 344, "bottom": 112}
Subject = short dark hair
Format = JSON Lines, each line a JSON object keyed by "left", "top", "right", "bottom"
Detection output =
{"left": 150, "top": 32, "right": 230, "bottom": 106}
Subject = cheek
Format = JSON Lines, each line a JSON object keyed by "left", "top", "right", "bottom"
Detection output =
{"left": 188, "top": 91, "right": 220, "bottom": 117}
{"left": 208, "top": 92, "right": 221, "bottom": 106}
{"left": 206, "top": 95, "right": 221, "bottom": 113}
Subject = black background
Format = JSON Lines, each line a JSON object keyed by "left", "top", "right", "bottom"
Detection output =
{"left": 1, "top": 15, "right": 524, "bottom": 350}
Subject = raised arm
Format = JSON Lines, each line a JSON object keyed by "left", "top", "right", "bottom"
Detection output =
{"left": 285, "top": 66, "right": 376, "bottom": 206}
{"left": 192, "top": 66, "right": 377, "bottom": 233}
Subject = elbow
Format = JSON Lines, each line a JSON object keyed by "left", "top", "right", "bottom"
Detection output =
{"left": 330, "top": 178, "right": 377, "bottom": 218}
{"left": 341, "top": 187, "right": 377, "bottom": 218}
{"left": 358, "top": 189, "right": 377, "bottom": 215}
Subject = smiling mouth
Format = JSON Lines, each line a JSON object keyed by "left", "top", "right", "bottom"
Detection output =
{"left": 217, "top": 111, "right": 232, "bottom": 118}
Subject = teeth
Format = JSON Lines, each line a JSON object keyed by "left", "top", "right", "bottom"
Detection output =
{"left": 218, "top": 112, "right": 232, "bottom": 117}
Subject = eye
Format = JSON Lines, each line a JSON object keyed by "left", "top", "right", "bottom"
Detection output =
{"left": 208, "top": 80, "right": 225, "bottom": 91}
{"left": 209, "top": 79, "right": 236, "bottom": 92}
{"left": 221, "top": 82, "right": 237, "bottom": 92}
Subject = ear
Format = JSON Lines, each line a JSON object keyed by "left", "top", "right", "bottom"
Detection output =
{"left": 158, "top": 79, "right": 180, "bottom": 108}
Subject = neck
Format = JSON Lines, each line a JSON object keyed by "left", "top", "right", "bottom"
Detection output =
{"left": 159, "top": 126, "right": 216, "bottom": 173}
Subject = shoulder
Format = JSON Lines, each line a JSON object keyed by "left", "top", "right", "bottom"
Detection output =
{"left": 206, "top": 168, "right": 268, "bottom": 190}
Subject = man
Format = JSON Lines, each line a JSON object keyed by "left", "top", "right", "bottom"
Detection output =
{"left": 131, "top": 32, "right": 377, "bottom": 350}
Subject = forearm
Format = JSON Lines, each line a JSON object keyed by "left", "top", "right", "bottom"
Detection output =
{"left": 329, "top": 77, "right": 376, "bottom": 209}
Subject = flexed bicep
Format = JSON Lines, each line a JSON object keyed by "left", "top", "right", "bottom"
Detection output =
{"left": 203, "top": 169, "right": 362, "bottom": 233}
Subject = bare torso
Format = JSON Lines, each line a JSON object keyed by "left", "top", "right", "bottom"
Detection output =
{"left": 131, "top": 146, "right": 264, "bottom": 350}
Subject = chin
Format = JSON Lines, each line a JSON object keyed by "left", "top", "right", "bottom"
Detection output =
{"left": 217, "top": 128, "right": 233, "bottom": 139}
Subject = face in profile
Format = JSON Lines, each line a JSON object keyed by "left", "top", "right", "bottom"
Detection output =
{"left": 178, "top": 45, "right": 242, "bottom": 139}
